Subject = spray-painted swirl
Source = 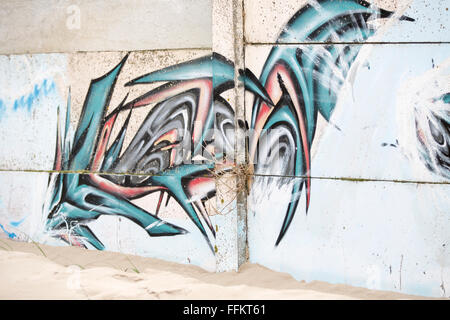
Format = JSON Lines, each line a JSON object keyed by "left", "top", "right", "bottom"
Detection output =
{"left": 43, "top": 0, "right": 415, "bottom": 252}
{"left": 249, "top": 0, "right": 413, "bottom": 245}
{"left": 416, "top": 93, "right": 450, "bottom": 178}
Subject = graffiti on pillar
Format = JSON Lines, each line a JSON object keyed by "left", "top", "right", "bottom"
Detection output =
{"left": 43, "top": 0, "right": 449, "bottom": 253}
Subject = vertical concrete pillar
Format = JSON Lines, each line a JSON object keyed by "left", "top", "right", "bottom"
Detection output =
{"left": 233, "top": 0, "right": 247, "bottom": 269}
{"left": 213, "top": 0, "right": 247, "bottom": 272}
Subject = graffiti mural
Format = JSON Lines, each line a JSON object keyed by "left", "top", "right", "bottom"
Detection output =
{"left": 40, "top": 0, "right": 433, "bottom": 255}
{"left": 45, "top": 55, "right": 219, "bottom": 253}
{"left": 247, "top": 0, "right": 415, "bottom": 245}
{"left": 0, "top": 0, "right": 447, "bottom": 296}
{"left": 245, "top": 0, "right": 450, "bottom": 298}
{"left": 43, "top": 51, "right": 270, "bottom": 253}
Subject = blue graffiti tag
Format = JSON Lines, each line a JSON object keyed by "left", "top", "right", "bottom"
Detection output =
{"left": 0, "top": 224, "right": 16, "bottom": 239}
{"left": 0, "top": 78, "right": 56, "bottom": 121}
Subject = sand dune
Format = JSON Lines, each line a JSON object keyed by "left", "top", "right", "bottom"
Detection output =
{"left": 0, "top": 238, "right": 434, "bottom": 300}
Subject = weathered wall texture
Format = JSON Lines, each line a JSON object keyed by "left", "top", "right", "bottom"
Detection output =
{"left": 244, "top": 0, "right": 450, "bottom": 298}
{"left": 0, "top": 0, "right": 212, "bottom": 54}
{"left": 0, "top": 49, "right": 232, "bottom": 271}
{"left": 0, "top": 0, "right": 449, "bottom": 298}
{"left": 0, "top": 1, "right": 225, "bottom": 272}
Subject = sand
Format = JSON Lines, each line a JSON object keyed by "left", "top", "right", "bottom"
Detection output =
{"left": 0, "top": 238, "right": 435, "bottom": 300}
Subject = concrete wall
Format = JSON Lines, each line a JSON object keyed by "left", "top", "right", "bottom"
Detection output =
{"left": 245, "top": 0, "right": 450, "bottom": 298}
{"left": 0, "top": 0, "right": 224, "bottom": 272}
{"left": 0, "top": 0, "right": 449, "bottom": 298}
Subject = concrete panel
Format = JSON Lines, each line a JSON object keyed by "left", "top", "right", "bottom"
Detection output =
{"left": 0, "top": 49, "right": 212, "bottom": 172}
{"left": 0, "top": 171, "right": 217, "bottom": 271}
{"left": 244, "top": 0, "right": 450, "bottom": 44}
{"left": 245, "top": 43, "right": 450, "bottom": 183}
{"left": 65, "top": 49, "right": 214, "bottom": 175}
{"left": 0, "top": 0, "right": 212, "bottom": 54}
{"left": 248, "top": 176, "right": 450, "bottom": 297}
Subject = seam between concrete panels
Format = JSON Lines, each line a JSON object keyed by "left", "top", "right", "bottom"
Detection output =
{"left": 251, "top": 173, "right": 450, "bottom": 185}
{"left": 1, "top": 169, "right": 449, "bottom": 185}
{"left": 0, "top": 47, "right": 214, "bottom": 56}
{"left": 244, "top": 41, "right": 450, "bottom": 45}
